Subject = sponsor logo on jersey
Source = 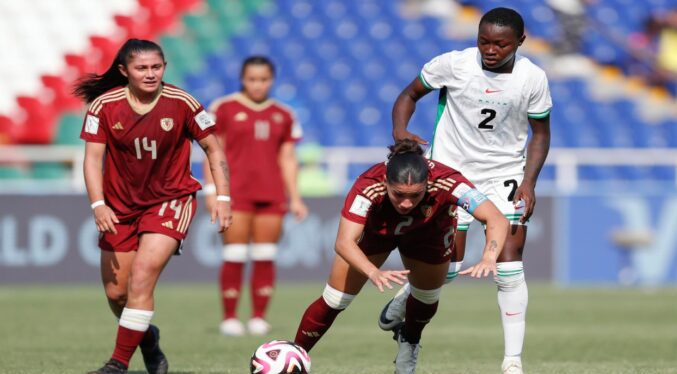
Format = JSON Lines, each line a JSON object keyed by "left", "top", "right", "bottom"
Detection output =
{"left": 161, "top": 220, "right": 174, "bottom": 229}
{"left": 272, "top": 112, "right": 284, "bottom": 123}
{"left": 112, "top": 122, "right": 124, "bottom": 130}
{"left": 195, "top": 110, "right": 215, "bottom": 130}
{"left": 234, "top": 111, "right": 248, "bottom": 121}
{"left": 160, "top": 118, "right": 174, "bottom": 131}
{"left": 349, "top": 195, "right": 372, "bottom": 217}
{"left": 420, "top": 205, "right": 433, "bottom": 218}
{"left": 484, "top": 88, "right": 503, "bottom": 94}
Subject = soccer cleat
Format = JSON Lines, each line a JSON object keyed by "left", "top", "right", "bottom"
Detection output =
{"left": 140, "top": 325, "right": 169, "bottom": 374}
{"left": 247, "top": 318, "right": 272, "bottom": 336}
{"left": 219, "top": 318, "right": 246, "bottom": 336}
{"left": 378, "top": 283, "right": 410, "bottom": 331}
{"left": 392, "top": 323, "right": 421, "bottom": 374}
{"left": 87, "top": 359, "right": 127, "bottom": 374}
{"left": 502, "top": 357, "right": 524, "bottom": 374}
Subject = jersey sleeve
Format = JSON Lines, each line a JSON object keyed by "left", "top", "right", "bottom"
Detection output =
{"left": 284, "top": 110, "right": 303, "bottom": 142}
{"left": 187, "top": 104, "right": 216, "bottom": 141}
{"left": 432, "top": 169, "right": 488, "bottom": 215}
{"left": 419, "top": 52, "right": 455, "bottom": 90}
{"left": 79, "top": 107, "right": 107, "bottom": 143}
{"left": 527, "top": 69, "right": 553, "bottom": 119}
{"left": 340, "top": 178, "right": 382, "bottom": 225}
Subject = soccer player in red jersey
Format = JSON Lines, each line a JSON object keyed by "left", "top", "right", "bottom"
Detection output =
{"left": 203, "top": 56, "right": 307, "bottom": 336}
{"left": 293, "top": 140, "right": 509, "bottom": 374}
{"left": 74, "top": 39, "right": 232, "bottom": 374}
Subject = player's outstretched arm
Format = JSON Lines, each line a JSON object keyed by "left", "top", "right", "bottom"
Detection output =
{"left": 459, "top": 201, "right": 509, "bottom": 278}
{"left": 335, "top": 217, "right": 409, "bottom": 292}
{"left": 515, "top": 115, "right": 551, "bottom": 223}
{"left": 199, "top": 134, "right": 232, "bottom": 232}
{"left": 83, "top": 142, "right": 119, "bottom": 234}
{"left": 392, "top": 77, "right": 432, "bottom": 144}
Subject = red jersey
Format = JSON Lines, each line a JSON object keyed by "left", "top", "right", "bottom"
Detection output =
{"left": 341, "top": 160, "right": 476, "bottom": 238}
{"left": 80, "top": 84, "right": 216, "bottom": 221}
{"left": 208, "top": 93, "right": 302, "bottom": 202}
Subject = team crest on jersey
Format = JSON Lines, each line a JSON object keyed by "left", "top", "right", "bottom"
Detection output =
{"left": 234, "top": 112, "right": 248, "bottom": 121}
{"left": 420, "top": 205, "right": 433, "bottom": 218}
{"left": 272, "top": 112, "right": 284, "bottom": 123}
{"left": 160, "top": 118, "right": 174, "bottom": 131}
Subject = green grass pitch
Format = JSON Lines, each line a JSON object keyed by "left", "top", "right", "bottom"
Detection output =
{"left": 1, "top": 282, "right": 676, "bottom": 374}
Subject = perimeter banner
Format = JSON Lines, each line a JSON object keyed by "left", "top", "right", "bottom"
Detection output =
{"left": 0, "top": 195, "right": 554, "bottom": 283}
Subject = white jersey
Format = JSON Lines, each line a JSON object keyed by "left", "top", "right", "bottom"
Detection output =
{"left": 420, "top": 47, "right": 552, "bottom": 182}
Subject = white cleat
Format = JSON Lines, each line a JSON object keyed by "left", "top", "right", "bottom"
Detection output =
{"left": 247, "top": 318, "right": 272, "bottom": 336}
{"left": 219, "top": 318, "right": 245, "bottom": 336}
{"left": 378, "top": 283, "right": 410, "bottom": 331}
{"left": 502, "top": 357, "right": 524, "bottom": 374}
{"left": 393, "top": 323, "right": 421, "bottom": 374}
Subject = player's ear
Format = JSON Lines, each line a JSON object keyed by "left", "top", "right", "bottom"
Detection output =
{"left": 118, "top": 64, "right": 129, "bottom": 78}
{"left": 518, "top": 34, "right": 526, "bottom": 47}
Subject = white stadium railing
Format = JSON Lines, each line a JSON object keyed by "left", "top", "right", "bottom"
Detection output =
{"left": 1, "top": 145, "right": 676, "bottom": 194}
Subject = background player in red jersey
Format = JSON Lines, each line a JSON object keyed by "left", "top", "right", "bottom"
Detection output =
{"left": 293, "top": 140, "right": 509, "bottom": 374}
{"left": 203, "top": 56, "right": 307, "bottom": 336}
{"left": 74, "top": 39, "right": 231, "bottom": 374}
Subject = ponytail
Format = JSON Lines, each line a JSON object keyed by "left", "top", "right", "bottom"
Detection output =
{"left": 73, "top": 38, "right": 165, "bottom": 103}
{"left": 386, "top": 139, "right": 428, "bottom": 184}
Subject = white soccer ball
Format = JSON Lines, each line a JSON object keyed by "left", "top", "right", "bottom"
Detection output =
{"left": 250, "top": 340, "right": 311, "bottom": 374}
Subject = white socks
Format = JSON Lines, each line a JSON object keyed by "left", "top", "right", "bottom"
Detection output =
{"left": 119, "top": 307, "right": 154, "bottom": 332}
{"left": 495, "top": 261, "right": 528, "bottom": 358}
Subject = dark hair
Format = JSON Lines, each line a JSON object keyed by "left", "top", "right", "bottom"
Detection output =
{"left": 386, "top": 140, "right": 428, "bottom": 185}
{"left": 73, "top": 38, "right": 165, "bottom": 103}
{"left": 479, "top": 7, "right": 524, "bottom": 38}
{"left": 240, "top": 55, "right": 276, "bottom": 78}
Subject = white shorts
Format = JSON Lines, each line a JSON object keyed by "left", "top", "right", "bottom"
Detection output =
{"left": 457, "top": 174, "right": 526, "bottom": 230}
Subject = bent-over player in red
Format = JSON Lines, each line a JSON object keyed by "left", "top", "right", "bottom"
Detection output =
{"left": 293, "top": 140, "right": 509, "bottom": 374}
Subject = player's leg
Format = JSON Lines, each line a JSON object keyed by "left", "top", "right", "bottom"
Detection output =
{"left": 248, "top": 209, "right": 284, "bottom": 335}
{"left": 489, "top": 176, "right": 529, "bottom": 374}
{"left": 218, "top": 209, "right": 254, "bottom": 336}
{"left": 90, "top": 234, "right": 178, "bottom": 374}
{"left": 497, "top": 225, "right": 527, "bottom": 374}
{"left": 294, "top": 251, "right": 390, "bottom": 352}
{"left": 378, "top": 212, "right": 470, "bottom": 331}
{"left": 101, "top": 250, "right": 136, "bottom": 318}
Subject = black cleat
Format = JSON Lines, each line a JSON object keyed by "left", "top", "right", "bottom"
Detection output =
{"left": 140, "top": 325, "right": 169, "bottom": 374}
{"left": 87, "top": 359, "right": 127, "bottom": 374}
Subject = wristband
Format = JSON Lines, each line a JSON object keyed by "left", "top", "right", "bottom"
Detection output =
{"left": 91, "top": 200, "right": 105, "bottom": 209}
{"left": 203, "top": 183, "right": 216, "bottom": 195}
{"left": 216, "top": 195, "right": 231, "bottom": 202}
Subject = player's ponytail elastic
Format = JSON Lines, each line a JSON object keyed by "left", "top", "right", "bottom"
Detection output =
{"left": 73, "top": 39, "right": 165, "bottom": 104}
{"left": 386, "top": 139, "right": 428, "bottom": 185}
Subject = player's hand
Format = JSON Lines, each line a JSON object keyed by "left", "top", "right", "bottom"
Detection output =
{"left": 212, "top": 201, "right": 232, "bottom": 233}
{"left": 93, "top": 205, "right": 119, "bottom": 234}
{"left": 392, "top": 128, "right": 428, "bottom": 145}
{"left": 367, "top": 269, "right": 410, "bottom": 292}
{"left": 459, "top": 257, "right": 497, "bottom": 278}
{"left": 204, "top": 194, "right": 217, "bottom": 213}
{"left": 513, "top": 182, "right": 536, "bottom": 223}
{"left": 290, "top": 198, "right": 308, "bottom": 221}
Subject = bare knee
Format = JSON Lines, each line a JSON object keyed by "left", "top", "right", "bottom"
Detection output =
{"left": 104, "top": 285, "right": 128, "bottom": 308}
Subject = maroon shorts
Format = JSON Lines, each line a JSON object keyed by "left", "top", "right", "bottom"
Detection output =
{"left": 357, "top": 226, "right": 454, "bottom": 265}
{"left": 232, "top": 198, "right": 287, "bottom": 215}
{"left": 100, "top": 193, "right": 197, "bottom": 252}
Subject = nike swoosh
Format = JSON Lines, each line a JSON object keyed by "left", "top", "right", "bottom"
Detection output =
{"left": 485, "top": 88, "right": 503, "bottom": 94}
{"left": 505, "top": 312, "right": 522, "bottom": 316}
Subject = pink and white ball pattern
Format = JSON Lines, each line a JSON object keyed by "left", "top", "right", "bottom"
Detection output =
{"left": 250, "top": 340, "right": 311, "bottom": 374}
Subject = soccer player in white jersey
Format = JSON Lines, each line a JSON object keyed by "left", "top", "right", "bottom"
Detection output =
{"left": 378, "top": 7, "right": 551, "bottom": 374}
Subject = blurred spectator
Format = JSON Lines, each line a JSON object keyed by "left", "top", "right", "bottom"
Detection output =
{"left": 297, "top": 142, "right": 339, "bottom": 197}
{"left": 546, "top": 0, "right": 596, "bottom": 77}
{"left": 628, "top": 11, "right": 677, "bottom": 93}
